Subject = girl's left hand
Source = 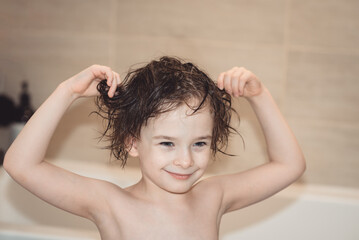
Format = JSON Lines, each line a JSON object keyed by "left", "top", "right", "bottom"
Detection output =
{"left": 217, "top": 67, "right": 263, "bottom": 98}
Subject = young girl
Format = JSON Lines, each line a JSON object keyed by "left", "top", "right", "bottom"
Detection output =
{"left": 4, "top": 56, "right": 305, "bottom": 240}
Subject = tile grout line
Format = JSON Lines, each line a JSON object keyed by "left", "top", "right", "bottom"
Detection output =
{"left": 288, "top": 44, "right": 359, "bottom": 56}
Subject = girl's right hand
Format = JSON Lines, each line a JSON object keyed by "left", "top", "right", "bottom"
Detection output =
{"left": 64, "top": 64, "right": 121, "bottom": 99}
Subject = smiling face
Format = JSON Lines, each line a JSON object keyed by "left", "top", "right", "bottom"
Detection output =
{"left": 129, "top": 102, "right": 214, "bottom": 194}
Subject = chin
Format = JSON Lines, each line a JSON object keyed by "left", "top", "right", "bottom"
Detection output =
{"left": 166, "top": 187, "right": 193, "bottom": 194}
{"left": 162, "top": 181, "right": 196, "bottom": 194}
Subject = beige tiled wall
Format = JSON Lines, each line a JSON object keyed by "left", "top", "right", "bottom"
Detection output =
{"left": 1, "top": 0, "right": 358, "bottom": 188}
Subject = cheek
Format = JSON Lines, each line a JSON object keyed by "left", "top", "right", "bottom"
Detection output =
{"left": 139, "top": 146, "right": 170, "bottom": 167}
{"left": 195, "top": 150, "right": 211, "bottom": 168}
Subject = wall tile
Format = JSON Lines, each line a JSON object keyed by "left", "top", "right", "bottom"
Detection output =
{"left": 285, "top": 51, "right": 359, "bottom": 122}
{"left": 0, "top": 0, "right": 112, "bottom": 34}
{"left": 116, "top": 0, "right": 286, "bottom": 45}
{"left": 289, "top": 118, "right": 359, "bottom": 188}
{"left": 290, "top": 0, "right": 359, "bottom": 49}
{"left": 0, "top": 31, "right": 110, "bottom": 107}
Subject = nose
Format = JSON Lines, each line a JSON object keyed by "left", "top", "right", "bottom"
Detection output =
{"left": 173, "top": 148, "right": 194, "bottom": 169}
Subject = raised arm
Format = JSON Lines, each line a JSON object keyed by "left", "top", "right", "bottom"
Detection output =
{"left": 216, "top": 67, "right": 306, "bottom": 213}
{"left": 3, "top": 65, "right": 121, "bottom": 219}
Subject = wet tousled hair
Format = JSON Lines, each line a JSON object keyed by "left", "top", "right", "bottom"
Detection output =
{"left": 95, "top": 56, "right": 238, "bottom": 167}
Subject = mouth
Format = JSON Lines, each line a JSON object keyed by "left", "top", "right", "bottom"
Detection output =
{"left": 165, "top": 170, "right": 193, "bottom": 180}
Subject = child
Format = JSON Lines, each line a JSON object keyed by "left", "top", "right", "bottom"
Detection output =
{"left": 4, "top": 56, "right": 305, "bottom": 240}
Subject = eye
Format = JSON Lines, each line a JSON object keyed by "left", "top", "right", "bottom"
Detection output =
{"left": 160, "top": 142, "right": 174, "bottom": 147}
{"left": 193, "top": 142, "right": 207, "bottom": 147}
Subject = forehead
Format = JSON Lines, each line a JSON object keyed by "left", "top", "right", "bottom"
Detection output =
{"left": 141, "top": 104, "right": 214, "bottom": 138}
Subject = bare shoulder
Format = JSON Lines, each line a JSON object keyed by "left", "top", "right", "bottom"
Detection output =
{"left": 192, "top": 176, "right": 226, "bottom": 213}
{"left": 86, "top": 177, "right": 134, "bottom": 227}
{"left": 195, "top": 175, "right": 224, "bottom": 192}
{"left": 89, "top": 177, "right": 129, "bottom": 209}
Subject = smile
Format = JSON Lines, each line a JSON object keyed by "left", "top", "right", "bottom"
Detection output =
{"left": 165, "top": 170, "right": 193, "bottom": 180}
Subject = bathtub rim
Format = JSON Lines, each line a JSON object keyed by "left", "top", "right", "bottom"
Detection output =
{"left": 0, "top": 221, "right": 100, "bottom": 239}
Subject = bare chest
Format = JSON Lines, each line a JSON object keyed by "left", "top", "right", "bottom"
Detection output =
{"left": 96, "top": 196, "right": 222, "bottom": 240}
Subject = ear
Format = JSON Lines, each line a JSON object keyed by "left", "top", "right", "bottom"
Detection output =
{"left": 126, "top": 137, "right": 139, "bottom": 157}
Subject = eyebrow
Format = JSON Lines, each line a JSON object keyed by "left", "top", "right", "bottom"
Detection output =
{"left": 153, "top": 135, "right": 212, "bottom": 141}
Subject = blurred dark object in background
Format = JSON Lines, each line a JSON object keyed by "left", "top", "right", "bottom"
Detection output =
{"left": 0, "top": 94, "right": 17, "bottom": 126}
{"left": 0, "top": 148, "right": 4, "bottom": 166}
{"left": 0, "top": 80, "right": 34, "bottom": 126}
{"left": 16, "top": 81, "right": 34, "bottom": 122}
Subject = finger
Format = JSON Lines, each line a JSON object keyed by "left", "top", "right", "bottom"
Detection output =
{"left": 114, "top": 72, "right": 121, "bottom": 96}
{"left": 117, "top": 72, "right": 121, "bottom": 85}
{"left": 224, "top": 67, "right": 241, "bottom": 95}
{"left": 232, "top": 67, "right": 243, "bottom": 97}
{"left": 231, "top": 70, "right": 243, "bottom": 97}
{"left": 238, "top": 70, "right": 251, "bottom": 96}
{"left": 92, "top": 65, "right": 113, "bottom": 87}
{"left": 90, "top": 65, "right": 113, "bottom": 83}
{"left": 108, "top": 71, "right": 119, "bottom": 98}
{"left": 217, "top": 72, "right": 225, "bottom": 90}
{"left": 105, "top": 69, "right": 114, "bottom": 87}
{"left": 223, "top": 72, "right": 233, "bottom": 95}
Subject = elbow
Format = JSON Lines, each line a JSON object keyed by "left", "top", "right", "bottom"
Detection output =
{"left": 3, "top": 151, "right": 12, "bottom": 174}
{"left": 287, "top": 149, "right": 306, "bottom": 179}
{"left": 299, "top": 152, "right": 306, "bottom": 173}
{"left": 301, "top": 156, "right": 306, "bottom": 173}
{"left": 278, "top": 155, "right": 306, "bottom": 181}
{"left": 3, "top": 150, "right": 19, "bottom": 177}
{"left": 294, "top": 155, "right": 306, "bottom": 180}
{"left": 300, "top": 157, "right": 306, "bottom": 175}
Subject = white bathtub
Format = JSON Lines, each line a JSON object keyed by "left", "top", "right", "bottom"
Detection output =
{"left": 0, "top": 223, "right": 99, "bottom": 240}
{"left": 1, "top": 159, "right": 359, "bottom": 240}
{"left": 220, "top": 184, "right": 359, "bottom": 240}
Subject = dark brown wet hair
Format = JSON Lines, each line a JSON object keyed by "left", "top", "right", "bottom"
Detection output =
{"left": 95, "top": 56, "right": 238, "bottom": 167}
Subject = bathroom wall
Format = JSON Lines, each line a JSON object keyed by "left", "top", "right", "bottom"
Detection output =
{"left": 0, "top": 0, "right": 358, "bottom": 188}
